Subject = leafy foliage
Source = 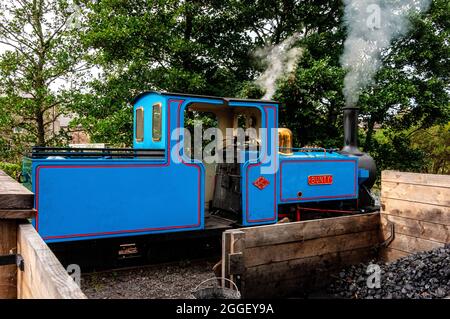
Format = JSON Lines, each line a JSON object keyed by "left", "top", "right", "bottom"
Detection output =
{"left": 72, "top": 0, "right": 259, "bottom": 146}
{"left": 0, "top": 0, "right": 87, "bottom": 161}
{"left": 410, "top": 123, "right": 450, "bottom": 174}
{"left": 0, "top": 161, "right": 21, "bottom": 179}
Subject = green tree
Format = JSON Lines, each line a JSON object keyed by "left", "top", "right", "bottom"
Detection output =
{"left": 0, "top": 0, "right": 87, "bottom": 160}
{"left": 72, "top": 0, "right": 259, "bottom": 145}
{"left": 274, "top": 0, "right": 449, "bottom": 177}
{"left": 410, "top": 122, "right": 450, "bottom": 174}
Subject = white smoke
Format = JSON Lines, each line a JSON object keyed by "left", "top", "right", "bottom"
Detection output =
{"left": 255, "top": 33, "right": 303, "bottom": 100}
{"left": 341, "top": 0, "right": 431, "bottom": 107}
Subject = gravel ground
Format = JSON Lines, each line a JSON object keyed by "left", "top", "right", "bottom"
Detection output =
{"left": 82, "top": 259, "right": 218, "bottom": 299}
{"left": 327, "top": 245, "right": 450, "bottom": 299}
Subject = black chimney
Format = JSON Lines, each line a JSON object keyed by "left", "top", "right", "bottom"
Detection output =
{"left": 341, "top": 106, "right": 362, "bottom": 155}
{"left": 340, "top": 105, "right": 377, "bottom": 190}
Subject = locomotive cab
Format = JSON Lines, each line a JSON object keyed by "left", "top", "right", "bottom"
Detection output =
{"left": 132, "top": 92, "right": 280, "bottom": 226}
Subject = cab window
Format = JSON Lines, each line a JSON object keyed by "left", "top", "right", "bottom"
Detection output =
{"left": 152, "top": 103, "right": 162, "bottom": 141}
{"left": 135, "top": 107, "right": 144, "bottom": 142}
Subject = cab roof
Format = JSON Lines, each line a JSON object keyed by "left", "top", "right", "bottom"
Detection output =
{"left": 131, "top": 91, "right": 280, "bottom": 105}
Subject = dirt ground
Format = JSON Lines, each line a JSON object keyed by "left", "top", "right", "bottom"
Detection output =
{"left": 81, "top": 259, "right": 218, "bottom": 299}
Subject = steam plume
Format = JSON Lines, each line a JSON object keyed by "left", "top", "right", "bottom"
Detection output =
{"left": 256, "top": 34, "right": 303, "bottom": 100}
{"left": 341, "top": 0, "right": 431, "bottom": 107}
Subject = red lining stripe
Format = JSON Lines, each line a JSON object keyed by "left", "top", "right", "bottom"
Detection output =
{"left": 279, "top": 159, "right": 358, "bottom": 202}
{"left": 245, "top": 105, "right": 278, "bottom": 223}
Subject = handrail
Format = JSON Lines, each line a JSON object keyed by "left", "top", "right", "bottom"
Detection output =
{"left": 278, "top": 147, "right": 339, "bottom": 157}
{"left": 29, "top": 147, "right": 165, "bottom": 159}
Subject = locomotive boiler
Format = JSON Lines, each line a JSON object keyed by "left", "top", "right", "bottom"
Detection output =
{"left": 22, "top": 91, "right": 376, "bottom": 243}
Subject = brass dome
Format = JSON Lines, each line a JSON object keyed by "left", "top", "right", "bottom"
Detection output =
{"left": 278, "top": 128, "right": 293, "bottom": 155}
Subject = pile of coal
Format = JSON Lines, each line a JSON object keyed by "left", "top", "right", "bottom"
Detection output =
{"left": 327, "top": 245, "right": 450, "bottom": 299}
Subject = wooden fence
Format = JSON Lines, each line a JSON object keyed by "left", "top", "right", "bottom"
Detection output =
{"left": 0, "top": 170, "right": 86, "bottom": 299}
{"left": 222, "top": 212, "right": 380, "bottom": 298}
{"left": 379, "top": 170, "right": 450, "bottom": 261}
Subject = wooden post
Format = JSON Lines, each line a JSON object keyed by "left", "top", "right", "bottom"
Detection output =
{"left": 17, "top": 224, "right": 87, "bottom": 299}
{"left": 222, "top": 230, "right": 245, "bottom": 289}
{"left": 0, "top": 170, "right": 35, "bottom": 299}
{"left": 221, "top": 231, "right": 232, "bottom": 288}
{"left": 0, "top": 219, "right": 18, "bottom": 298}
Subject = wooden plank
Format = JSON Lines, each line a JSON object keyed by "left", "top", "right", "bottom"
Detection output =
{"left": 242, "top": 248, "right": 375, "bottom": 298}
{"left": 379, "top": 247, "right": 409, "bottom": 263}
{"left": 381, "top": 181, "right": 450, "bottom": 207}
{"left": 0, "top": 209, "right": 36, "bottom": 219}
{"left": 17, "top": 224, "right": 87, "bottom": 299}
{"left": 246, "top": 247, "right": 375, "bottom": 281}
{"left": 229, "top": 253, "right": 244, "bottom": 275}
{"left": 0, "top": 220, "right": 17, "bottom": 299}
{"left": 382, "top": 170, "right": 450, "bottom": 188}
{"left": 386, "top": 232, "right": 444, "bottom": 254}
{"left": 381, "top": 198, "right": 450, "bottom": 225}
{"left": 242, "top": 213, "right": 380, "bottom": 248}
{"left": 244, "top": 229, "right": 379, "bottom": 268}
{"left": 0, "top": 170, "right": 34, "bottom": 209}
{"left": 380, "top": 214, "right": 450, "bottom": 243}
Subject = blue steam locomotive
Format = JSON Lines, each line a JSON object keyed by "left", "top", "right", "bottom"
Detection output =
{"left": 22, "top": 91, "right": 376, "bottom": 243}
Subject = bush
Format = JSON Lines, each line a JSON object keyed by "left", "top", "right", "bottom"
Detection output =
{"left": 0, "top": 162, "right": 21, "bottom": 179}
